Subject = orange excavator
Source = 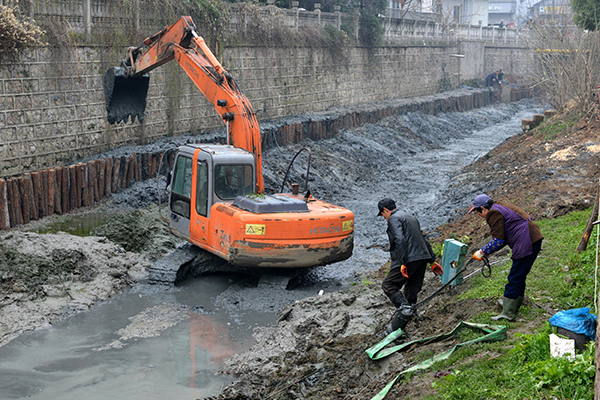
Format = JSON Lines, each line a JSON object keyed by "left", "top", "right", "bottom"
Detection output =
{"left": 104, "top": 16, "right": 354, "bottom": 269}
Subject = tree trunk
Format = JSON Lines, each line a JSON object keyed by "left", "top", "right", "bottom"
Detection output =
{"left": 577, "top": 181, "right": 600, "bottom": 253}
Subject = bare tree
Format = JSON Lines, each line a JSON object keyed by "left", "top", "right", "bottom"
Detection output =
{"left": 524, "top": 20, "right": 600, "bottom": 115}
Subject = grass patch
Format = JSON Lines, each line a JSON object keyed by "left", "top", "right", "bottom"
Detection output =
{"left": 420, "top": 208, "right": 598, "bottom": 399}
{"left": 535, "top": 113, "right": 579, "bottom": 141}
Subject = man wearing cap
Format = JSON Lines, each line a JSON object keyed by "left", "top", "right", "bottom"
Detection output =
{"left": 377, "top": 198, "right": 438, "bottom": 333}
{"left": 469, "top": 194, "right": 543, "bottom": 321}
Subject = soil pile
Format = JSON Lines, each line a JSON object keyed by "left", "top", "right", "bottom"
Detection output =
{"left": 217, "top": 265, "right": 497, "bottom": 400}
{"left": 91, "top": 203, "right": 184, "bottom": 261}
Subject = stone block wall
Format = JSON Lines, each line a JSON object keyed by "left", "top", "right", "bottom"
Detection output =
{"left": 0, "top": 42, "right": 534, "bottom": 179}
{"left": 484, "top": 45, "right": 536, "bottom": 80}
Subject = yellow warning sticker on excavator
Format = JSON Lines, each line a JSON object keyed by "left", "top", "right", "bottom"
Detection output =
{"left": 245, "top": 224, "right": 266, "bottom": 235}
{"left": 342, "top": 220, "right": 354, "bottom": 231}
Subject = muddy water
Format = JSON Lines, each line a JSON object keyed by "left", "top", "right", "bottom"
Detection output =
{"left": 0, "top": 275, "right": 272, "bottom": 399}
{"left": 0, "top": 99, "right": 543, "bottom": 400}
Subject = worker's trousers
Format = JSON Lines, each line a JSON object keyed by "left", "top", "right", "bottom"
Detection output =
{"left": 382, "top": 259, "right": 428, "bottom": 305}
{"left": 504, "top": 239, "right": 542, "bottom": 299}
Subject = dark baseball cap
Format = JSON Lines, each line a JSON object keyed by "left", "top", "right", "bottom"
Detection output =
{"left": 377, "top": 198, "right": 396, "bottom": 216}
{"left": 468, "top": 194, "right": 493, "bottom": 213}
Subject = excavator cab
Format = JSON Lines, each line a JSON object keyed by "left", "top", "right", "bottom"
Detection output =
{"left": 168, "top": 144, "right": 256, "bottom": 241}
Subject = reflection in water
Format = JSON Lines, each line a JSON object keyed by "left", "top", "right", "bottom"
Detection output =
{"left": 189, "top": 312, "right": 237, "bottom": 388}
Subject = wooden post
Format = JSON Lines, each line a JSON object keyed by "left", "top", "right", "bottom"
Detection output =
{"left": 130, "top": 153, "right": 137, "bottom": 184}
{"left": 47, "top": 168, "right": 56, "bottom": 216}
{"left": 112, "top": 158, "right": 121, "bottom": 193}
{"left": 61, "top": 166, "right": 69, "bottom": 212}
{"left": 127, "top": 155, "right": 135, "bottom": 187}
{"left": 69, "top": 165, "right": 78, "bottom": 210}
{"left": 105, "top": 158, "right": 113, "bottom": 196}
{"left": 122, "top": 156, "right": 131, "bottom": 189}
{"left": 18, "top": 177, "right": 30, "bottom": 224}
{"left": 24, "top": 174, "right": 37, "bottom": 221}
{"left": 0, "top": 179, "right": 8, "bottom": 229}
{"left": 141, "top": 153, "right": 149, "bottom": 180}
{"left": 136, "top": 153, "right": 142, "bottom": 182}
{"left": 88, "top": 161, "right": 97, "bottom": 204}
{"left": 577, "top": 181, "right": 600, "bottom": 253}
{"left": 98, "top": 159, "right": 105, "bottom": 199}
{"left": 41, "top": 169, "right": 49, "bottom": 217}
{"left": 6, "top": 179, "right": 16, "bottom": 227}
{"left": 79, "top": 163, "right": 89, "bottom": 207}
{"left": 53, "top": 167, "right": 62, "bottom": 215}
{"left": 31, "top": 172, "right": 44, "bottom": 218}
{"left": 9, "top": 179, "right": 23, "bottom": 226}
{"left": 112, "top": 158, "right": 123, "bottom": 193}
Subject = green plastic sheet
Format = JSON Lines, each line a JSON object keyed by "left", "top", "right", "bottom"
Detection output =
{"left": 365, "top": 321, "right": 507, "bottom": 400}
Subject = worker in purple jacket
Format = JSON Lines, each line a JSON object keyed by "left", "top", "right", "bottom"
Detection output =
{"left": 469, "top": 194, "right": 543, "bottom": 321}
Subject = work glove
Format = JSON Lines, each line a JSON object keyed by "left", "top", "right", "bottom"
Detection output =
{"left": 472, "top": 250, "right": 485, "bottom": 261}
{"left": 431, "top": 262, "right": 443, "bottom": 276}
{"left": 401, "top": 264, "right": 409, "bottom": 278}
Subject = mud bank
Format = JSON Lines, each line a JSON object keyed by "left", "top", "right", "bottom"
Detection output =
{"left": 0, "top": 231, "right": 147, "bottom": 348}
{"left": 217, "top": 269, "right": 498, "bottom": 400}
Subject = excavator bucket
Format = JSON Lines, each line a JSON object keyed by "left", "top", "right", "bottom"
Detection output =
{"left": 104, "top": 67, "right": 150, "bottom": 124}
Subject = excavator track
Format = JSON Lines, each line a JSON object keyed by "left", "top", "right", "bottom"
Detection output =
{"left": 148, "top": 243, "right": 230, "bottom": 285}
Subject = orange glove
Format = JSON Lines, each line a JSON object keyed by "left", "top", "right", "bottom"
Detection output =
{"left": 473, "top": 250, "right": 485, "bottom": 261}
{"left": 401, "top": 264, "right": 409, "bottom": 278}
{"left": 431, "top": 262, "right": 443, "bottom": 276}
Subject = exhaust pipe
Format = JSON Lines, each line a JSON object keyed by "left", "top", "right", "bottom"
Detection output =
{"left": 104, "top": 67, "right": 150, "bottom": 124}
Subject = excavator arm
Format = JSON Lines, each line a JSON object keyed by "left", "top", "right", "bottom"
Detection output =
{"left": 104, "top": 16, "right": 264, "bottom": 193}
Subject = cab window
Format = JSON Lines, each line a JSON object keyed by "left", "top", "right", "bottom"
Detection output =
{"left": 196, "top": 161, "right": 209, "bottom": 216}
{"left": 170, "top": 155, "right": 192, "bottom": 218}
{"left": 214, "top": 164, "right": 254, "bottom": 200}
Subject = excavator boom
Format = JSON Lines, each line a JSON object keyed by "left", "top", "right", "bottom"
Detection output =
{"left": 104, "top": 16, "right": 264, "bottom": 193}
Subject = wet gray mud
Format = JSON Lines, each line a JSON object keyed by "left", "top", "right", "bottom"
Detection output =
{"left": 0, "top": 92, "right": 544, "bottom": 400}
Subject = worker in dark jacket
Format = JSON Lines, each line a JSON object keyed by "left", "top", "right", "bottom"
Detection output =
{"left": 485, "top": 71, "right": 498, "bottom": 87}
{"left": 497, "top": 69, "right": 504, "bottom": 83}
{"left": 377, "top": 198, "right": 437, "bottom": 332}
{"left": 469, "top": 194, "right": 543, "bottom": 321}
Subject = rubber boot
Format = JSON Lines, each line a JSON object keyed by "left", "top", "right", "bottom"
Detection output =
{"left": 498, "top": 296, "right": 524, "bottom": 309}
{"left": 386, "top": 292, "right": 413, "bottom": 333}
{"left": 491, "top": 297, "right": 519, "bottom": 321}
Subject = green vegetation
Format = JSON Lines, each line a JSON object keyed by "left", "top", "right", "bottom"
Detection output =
{"left": 572, "top": 0, "right": 600, "bottom": 31}
{"left": 422, "top": 208, "right": 598, "bottom": 399}
{"left": 535, "top": 112, "right": 580, "bottom": 141}
{"left": 357, "top": 0, "right": 387, "bottom": 47}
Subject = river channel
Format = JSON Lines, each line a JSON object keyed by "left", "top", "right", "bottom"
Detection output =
{"left": 0, "top": 98, "right": 543, "bottom": 399}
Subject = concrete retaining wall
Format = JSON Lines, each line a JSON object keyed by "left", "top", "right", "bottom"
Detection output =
{"left": 0, "top": 43, "right": 534, "bottom": 178}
